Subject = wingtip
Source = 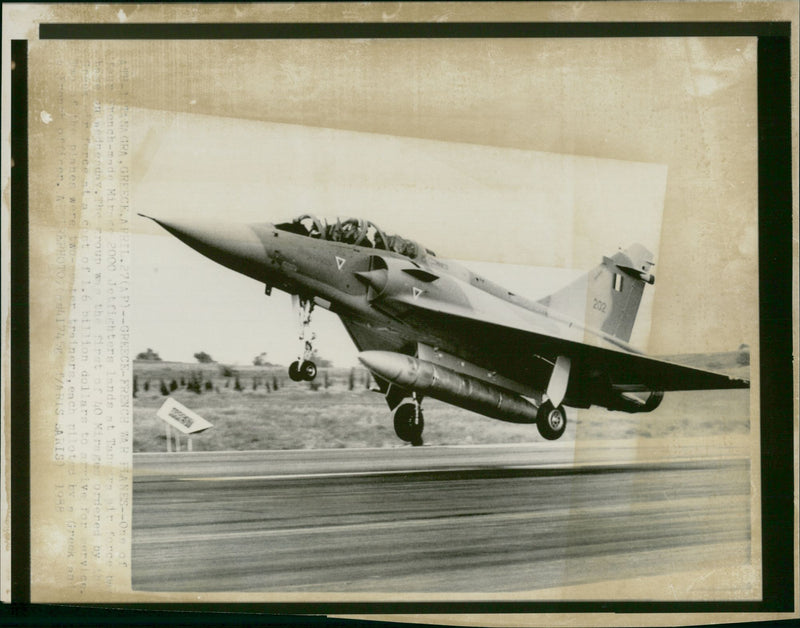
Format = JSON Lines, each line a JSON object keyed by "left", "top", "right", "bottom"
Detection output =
{"left": 723, "top": 373, "right": 750, "bottom": 388}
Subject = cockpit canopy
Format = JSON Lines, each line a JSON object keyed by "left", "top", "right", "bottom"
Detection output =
{"left": 274, "top": 215, "right": 435, "bottom": 260}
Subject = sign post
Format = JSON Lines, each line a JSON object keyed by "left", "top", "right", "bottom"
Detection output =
{"left": 156, "top": 397, "right": 213, "bottom": 452}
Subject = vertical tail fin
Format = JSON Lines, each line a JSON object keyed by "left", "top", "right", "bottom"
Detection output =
{"left": 537, "top": 243, "right": 655, "bottom": 343}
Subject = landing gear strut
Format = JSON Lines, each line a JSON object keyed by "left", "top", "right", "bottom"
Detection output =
{"left": 536, "top": 400, "right": 567, "bottom": 440}
{"left": 288, "top": 296, "right": 317, "bottom": 381}
{"left": 394, "top": 394, "right": 424, "bottom": 446}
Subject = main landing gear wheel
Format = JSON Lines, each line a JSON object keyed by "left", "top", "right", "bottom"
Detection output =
{"left": 536, "top": 401, "right": 567, "bottom": 441}
{"left": 394, "top": 402, "right": 424, "bottom": 446}
{"left": 288, "top": 360, "right": 317, "bottom": 382}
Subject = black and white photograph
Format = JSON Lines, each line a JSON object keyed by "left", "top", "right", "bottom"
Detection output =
{"left": 4, "top": 1, "right": 796, "bottom": 622}
{"left": 127, "top": 33, "right": 756, "bottom": 596}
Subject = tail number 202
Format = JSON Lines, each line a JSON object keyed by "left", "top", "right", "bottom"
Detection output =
{"left": 593, "top": 298, "right": 607, "bottom": 313}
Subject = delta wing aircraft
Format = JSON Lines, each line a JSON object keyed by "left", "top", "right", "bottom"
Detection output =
{"left": 142, "top": 213, "right": 749, "bottom": 446}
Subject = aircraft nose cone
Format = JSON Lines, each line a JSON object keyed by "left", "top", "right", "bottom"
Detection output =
{"left": 140, "top": 214, "right": 271, "bottom": 281}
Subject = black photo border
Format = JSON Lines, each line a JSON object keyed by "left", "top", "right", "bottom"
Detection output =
{"left": 9, "top": 19, "right": 794, "bottom": 618}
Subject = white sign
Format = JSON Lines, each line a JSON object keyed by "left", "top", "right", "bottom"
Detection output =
{"left": 156, "top": 397, "right": 213, "bottom": 435}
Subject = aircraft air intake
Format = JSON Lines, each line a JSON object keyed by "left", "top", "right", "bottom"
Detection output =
{"left": 354, "top": 269, "right": 389, "bottom": 295}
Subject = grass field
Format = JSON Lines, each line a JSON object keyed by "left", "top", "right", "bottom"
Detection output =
{"left": 132, "top": 356, "right": 751, "bottom": 452}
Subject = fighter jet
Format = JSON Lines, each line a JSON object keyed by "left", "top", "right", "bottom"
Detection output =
{"left": 141, "top": 213, "right": 749, "bottom": 446}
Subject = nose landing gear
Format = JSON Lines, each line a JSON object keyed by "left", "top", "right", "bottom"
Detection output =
{"left": 288, "top": 359, "right": 317, "bottom": 382}
{"left": 288, "top": 295, "right": 317, "bottom": 382}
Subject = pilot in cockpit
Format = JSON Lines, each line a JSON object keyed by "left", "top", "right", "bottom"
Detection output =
{"left": 284, "top": 214, "right": 418, "bottom": 258}
{"left": 327, "top": 218, "right": 384, "bottom": 248}
{"left": 387, "top": 235, "right": 417, "bottom": 258}
{"left": 338, "top": 219, "right": 364, "bottom": 245}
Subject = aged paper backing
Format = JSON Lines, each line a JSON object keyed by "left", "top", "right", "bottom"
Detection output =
{"left": 2, "top": 2, "right": 798, "bottom": 626}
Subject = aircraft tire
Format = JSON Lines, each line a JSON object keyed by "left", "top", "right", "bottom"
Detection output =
{"left": 288, "top": 361, "right": 303, "bottom": 382}
{"left": 394, "top": 402, "right": 424, "bottom": 444}
{"left": 536, "top": 401, "right": 567, "bottom": 440}
{"left": 301, "top": 360, "right": 317, "bottom": 381}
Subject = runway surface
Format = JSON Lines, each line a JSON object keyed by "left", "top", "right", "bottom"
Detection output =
{"left": 132, "top": 439, "right": 752, "bottom": 594}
